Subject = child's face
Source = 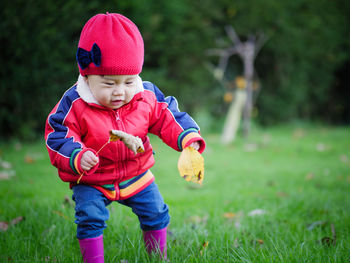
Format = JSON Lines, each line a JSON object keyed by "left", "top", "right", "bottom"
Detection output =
{"left": 86, "top": 75, "right": 139, "bottom": 109}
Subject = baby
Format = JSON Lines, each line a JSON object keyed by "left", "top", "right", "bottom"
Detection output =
{"left": 45, "top": 13, "right": 205, "bottom": 262}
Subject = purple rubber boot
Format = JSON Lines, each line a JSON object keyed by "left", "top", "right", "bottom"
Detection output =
{"left": 143, "top": 227, "right": 167, "bottom": 259}
{"left": 78, "top": 235, "right": 104, "bottom": 263}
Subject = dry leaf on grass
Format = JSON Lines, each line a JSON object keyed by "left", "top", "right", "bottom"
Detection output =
{"left": 0, "top": 221, "right": 9, "bottom": 231}
{"left": 53, "top": 210, "right": 69, "bottom": 220}
{"left": 318, "top": 223, "right": 337, "bottom": 247}
{"left": 292, "top": 128, "right": 305, "bottom": 139}
{"left": 63, "top": 195, "right": 73, "bottom": 207}
{"left": 186, "top": 215, "right": 208, "bottom": 226}
{"left": 223, "top": 212, "right": 236, "bottom": 219}
{"left": 251, "top": 239, "right": 264, "bottom": 247}
{"left": 0, "top": 170, "right": 16, "bottom": 180}
{"left": 0, "top": 159, "right": 12, "bottom": 169}
{"left": 340, "top": 154, "right": 349, "bottom": 163}
{"left": 0, "top": 216, "right": 25, "bottom": 231}
{"left": 199, "top": 240, "right": 209, "bottom": 255}
{"left": 0, "top": 158, "right": 15, "bottom": 180}
{"left": 224, "top": 211, "right": 243, "bottom": 230}
{"left": 305, "top": 173, "right": 315, "bottom": 180}
{"left": 24, "top": 155, "right": 35, "bottom": 164}
{"left": 248, "top": 209, "right": 266, "bottom": 217}
{"left": 320, "top": 236, "right": 336, "bottom": 247}
{"left": 276, "top": 191, "right": 289, "bottom": 197}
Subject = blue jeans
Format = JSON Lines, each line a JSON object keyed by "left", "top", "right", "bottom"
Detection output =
{"left": 72, "top": 182, "right": 170, "bottom": 239}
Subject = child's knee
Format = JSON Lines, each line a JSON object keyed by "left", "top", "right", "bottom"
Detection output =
{"left": 72, "top": 185, "right": 110, "bottom": 239}
{"left": 140, "top": 203, "right": 170, "bottom": 231}
{"left": 75, "top": 199, "right": 110, "bottom": 239}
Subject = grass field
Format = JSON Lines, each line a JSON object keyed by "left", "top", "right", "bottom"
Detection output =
{"left": 0, "top": 124, "right": 349, "bottom": 262}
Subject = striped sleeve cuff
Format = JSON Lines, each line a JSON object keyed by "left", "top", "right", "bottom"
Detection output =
{"left": 69, "top": 148, "right": 99, "bottom": 175}
{"left": 70, "top": 148, "right": 83, "bottom": 175}
{"left": 178, "top": 129, "right": 206, "bottom": 153}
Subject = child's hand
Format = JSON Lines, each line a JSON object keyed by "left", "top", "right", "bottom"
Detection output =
{"left": 188, "top": 141, "right": 200, "bottom": 151}
{"left": 81, "top": 151, "right": 99, "bottom": 171}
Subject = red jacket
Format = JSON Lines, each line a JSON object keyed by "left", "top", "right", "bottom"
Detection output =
{"left": 45, "top": 77, "right": 205, "bottom": 188}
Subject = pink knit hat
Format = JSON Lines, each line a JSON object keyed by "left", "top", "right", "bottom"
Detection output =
{"left": 76, "top": 13, "right": 144, "bottom": 76}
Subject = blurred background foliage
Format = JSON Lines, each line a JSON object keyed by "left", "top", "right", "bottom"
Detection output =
{"left": 1, "top": 0, "right": 349, "bottom": 139}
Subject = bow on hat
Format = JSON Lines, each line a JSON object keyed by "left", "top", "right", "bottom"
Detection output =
{"left": 76, "top": 43, "right": 101, "bottom": 70}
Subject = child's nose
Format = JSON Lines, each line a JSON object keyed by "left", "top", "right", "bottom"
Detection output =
{"left": 112, "top": 86, "right": 124, "bottom": 96}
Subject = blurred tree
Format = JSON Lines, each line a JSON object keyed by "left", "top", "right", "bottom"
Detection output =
{"left": 208, "top": 25, "right": 267, "bottom": 142}
{"left": 0, "top": 0, "right": 349, "bottom": 139}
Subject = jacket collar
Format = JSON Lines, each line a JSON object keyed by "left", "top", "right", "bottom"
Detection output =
{"left": 76, "top": 74, "right": 144, "bottom": 106}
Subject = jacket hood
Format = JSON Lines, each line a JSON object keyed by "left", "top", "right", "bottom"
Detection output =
{"left": 76, "top": 74, "right": 144, "bottom": 105}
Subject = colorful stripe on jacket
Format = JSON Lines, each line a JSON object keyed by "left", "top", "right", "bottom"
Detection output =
{"left": 91, "top": 170, "right": 155, "bottom": 201}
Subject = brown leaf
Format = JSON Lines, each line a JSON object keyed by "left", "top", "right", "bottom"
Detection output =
{"left": 53, "top": 210, "right": 69, "bottom": 220}
{"left": 251, "top": 239, "right": 264, "bottom": 247}
{"left": 0, "top": 221, "right": 9, "bottom": 231}
{"left": 187, "top": 215, "right": 209, "bottom": 228}
{"left": 63, "top": 196, "right": 73, "bottom": 207}
{"left": 223, "top": 212, "right": 236, "bottom": 219}
{"left": 340, "top": 154, "right": 349, "bottom": 163}
{"left": 292, "top": 128, "right": 305, "bottom": 139}
{"left": 224, "top": 211, "right": 243, "bottom": 229}
{"left": 200, "top": 240, "right": 209, "bottom": 255}
{"left": 0, "top": 171, "right": 15, "bottom": 180}
{"left": 10, "top": 216, "right": 24, "bottom": 226}
{"left": 24, "top": 155, "right": 35, "bottom": 164}
{"left": 277, "top": 191, "right": 289, "bottom": 197}
{"left": 0, "top": 216, "right": 24, "bottom": 232}
{"left": 320, "top": 237, "right": 336, "bottom": 247}
{"left": 305, "top": 173, "right": 315, "bottom": 180}
{"left": 0, "top": 159, "right": 12, "bottom": 169}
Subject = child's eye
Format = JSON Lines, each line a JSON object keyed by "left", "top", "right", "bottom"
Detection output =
{"left": 126, "top": 81, "right": 133, "bottom": 85}
{"left": 104, "top": 82, "right": 114, "bottom": 86}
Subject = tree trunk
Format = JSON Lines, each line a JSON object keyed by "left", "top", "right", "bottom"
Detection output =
{"left": 221, "top": 89, "right": 247, "bottom": 144}
{"left": 241, "top": 43, "right": 255, "bottom": 137}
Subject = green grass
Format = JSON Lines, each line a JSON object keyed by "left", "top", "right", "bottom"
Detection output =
{"left": 0, "top": 124, "right": 349, "bottom": 262}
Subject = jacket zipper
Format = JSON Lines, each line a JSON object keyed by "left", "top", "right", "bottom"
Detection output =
{"left": 114, "top": 109, "right": 126, "bottom": 181}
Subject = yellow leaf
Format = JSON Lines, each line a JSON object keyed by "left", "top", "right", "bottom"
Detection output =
{"left": 24, "top": 155, "right": 35, "bottom": 164}
{"left": 53, "top": 210, "right": 69, "bottom": 220}
{"left": 109, "top": 130, "right": 121, "bottom": 142}
{"left": 223, "top": 212, "right": 236, "bottom": 219}
{"left": 177, "top": 147, "right": 204, "bottom": 185}
{"left": 223, "top": 92, "right": 233, "bottom": 103}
